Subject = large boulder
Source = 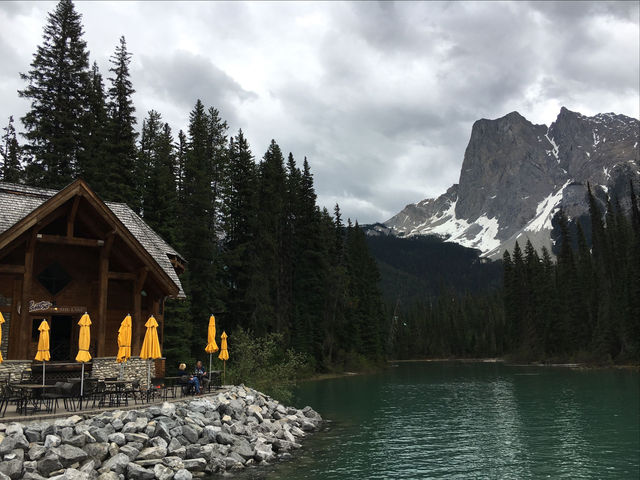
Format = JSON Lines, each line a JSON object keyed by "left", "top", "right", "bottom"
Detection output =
{"left": 50, "top": 444, "right": 88, "bottom": 467}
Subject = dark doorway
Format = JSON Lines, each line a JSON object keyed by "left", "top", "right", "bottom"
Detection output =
{"left": 50, "top": 315, "right": 73, "bottom": 361}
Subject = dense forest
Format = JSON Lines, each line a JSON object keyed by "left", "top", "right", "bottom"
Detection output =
{"left": 2, "top": 1, "right": 637, "bottom": 373}
{"left": 0, "top": 0, "right": 386, "bottom": 372}
{"left": 388, "top": 184, "right": 640, "bottom": 364}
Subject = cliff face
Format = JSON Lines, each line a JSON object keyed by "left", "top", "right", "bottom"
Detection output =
{"left": 384, "top": 107, "right": 640, "bottom": 258}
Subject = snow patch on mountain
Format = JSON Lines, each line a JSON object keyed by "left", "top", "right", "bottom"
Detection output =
{"left": 524, "top": 181, "right": 570, "bottom": 233}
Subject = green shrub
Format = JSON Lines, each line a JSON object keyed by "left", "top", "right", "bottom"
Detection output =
{"left": 225, "top": 327, "right": 313, "bottom": 403}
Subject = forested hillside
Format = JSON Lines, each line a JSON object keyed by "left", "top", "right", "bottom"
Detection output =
{"left": 0, "top": 0, "right": 386, "bottom": 371}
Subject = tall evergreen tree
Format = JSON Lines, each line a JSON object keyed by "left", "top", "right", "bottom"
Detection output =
{"left": 19, "top": 0, "right": 91, "bottom": 188}
{"left": 77, "top": 62, "right": 109, "bottom": 189}
{"left": 1, "top": 116, "right": 23, "bottom": 183}
{"left": 104, "top": 36, "right": 138, "bottom": 206}
{"left": 221, "top": 130, "right": 259, "bottom": 332}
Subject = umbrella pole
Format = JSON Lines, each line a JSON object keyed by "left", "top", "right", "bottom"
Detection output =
{"left": 147, "top": 360, "right": 151, "bottom": 389}
{"left": 80, "top": 363, "right": 85, "bottom": 396}
{"left": 209, "top": 353, "right": 212, "bottom": 392}
{"left": 223, "top": 360, "right": 226, "bottom": 386}
{"left": 42, "top": 361, "right": 45, "bottom": 386}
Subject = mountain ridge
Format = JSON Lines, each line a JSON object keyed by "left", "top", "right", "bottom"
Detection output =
{"left": 383, "top": 107, "right": 640, "bottom": 258}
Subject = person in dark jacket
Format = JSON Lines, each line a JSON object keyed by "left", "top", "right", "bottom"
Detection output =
{"left": 178, "top": 362, "right": 200, "bottom": 394}
{"left": 194, "top": 360, "right": 209, "bottom": 392}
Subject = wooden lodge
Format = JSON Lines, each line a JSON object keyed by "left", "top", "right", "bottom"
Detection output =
{"left": 0, "top": 179, "right": 185, "bottom": 364}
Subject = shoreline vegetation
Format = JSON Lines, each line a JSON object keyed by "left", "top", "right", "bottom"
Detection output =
{"left": 386, "top": 357, "right": 639, "bottom": 370}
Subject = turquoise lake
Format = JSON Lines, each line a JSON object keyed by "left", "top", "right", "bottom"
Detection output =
{"left": 225, "top": 361, "right": 639, "bottom": 479}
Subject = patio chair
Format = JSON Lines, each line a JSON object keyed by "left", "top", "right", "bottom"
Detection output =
{"left": 59, "top": 381, "right": 81, "bottom": 412}
{"left": 40, "top": 382, "right": 65, "bottom": 414}
{"left": 0, "top": 384, "right": 25, "bottom": 417}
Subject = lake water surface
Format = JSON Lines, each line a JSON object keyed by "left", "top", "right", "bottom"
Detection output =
{"left": 227, "top": 362, "right": 639, "bottom": 479}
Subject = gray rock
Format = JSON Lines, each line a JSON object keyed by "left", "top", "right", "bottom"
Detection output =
{"left": 89, "top": 428, "right": 110, "bottom": 443}
{"left": 49, "top": 468, "right": 90, "bottom": 480}
{"left": 66, "top": 434, "right": 88, "bottom": 448}
{"left": 253, "top": 440, "right": 275, "bottom": 463}
{"left": 4, "top": 424, "right": 23, "bottom": 436}
{"left": 119, "top": 444, "right": 140, "bottom": 460}
{"left": 125, "top": 432, "right": 149, "bottom": 444}
{"left": 0, "top": 435, "right": 26, "bottom": 454}
{"left": 0, "top": 472, "right": 11, "bottom": 480}
{"left": 150, "top": 436, "right": 168, "bottom": 450}
{"left": 153, "top": 464, "right": 174, "bottom": 480}
{"left": 100, "top": 453, "right": 130, "bottom": 474}
{"left": 185, "top": 444, "right": 202, "bottom": 459}
{"left": 182, "top": 457, "right": 207, "bottom": 472}
{"left": 97, "top": 473, "right": 120, "bottom": 480}
{"left": 111, "top": 419, "right": 123, "bottom": 431}
{"left": 136, "top": 446, "right": 166, "bottom": 460}
{"left": 79, "top": 460, "right": 97, "bottom": 474}
{"left": 215, "top": 432, "right": 234, "bottom": 445}
{"left": 173, "top": 470, "right": 192, "bottom": 480}
{"left": 107, "top": 432, "right": 126, "bottom": 446}
{"left": 167, "top": 437, "right": 182, "bottom": 454}
{"left": 84, "top": 442, "right": 109, "bottom": 462}
{"left": 126, "top": 463, "right": 155, "bottom": 480}
{"left": 161, "top": 456, "right": 184, "bottom": 469}
{"left": 0, "top": 459, "right": 22, "bottom": 480}
{"left": 37, "top": 454, "right": 63, "bottom": 476}
{"left": 51, "top": 444, "right": 88, "bottom": 466}
{"left": 153, "top": 422, "right": 172, "bottom": 443}
{"left": 22, "top": 473, "right": 48, "bottom": 480}
{"left": 233, "top": 439, "right": 254, "bottom": 460}
{"left": 181, "top": 424, "right": 198, "bottom": 444}
{"left": 23, "top": 460, "right": 37, "bottom": 472}
{"left": 24, "top": 428, "right": 41, "bottom": 443}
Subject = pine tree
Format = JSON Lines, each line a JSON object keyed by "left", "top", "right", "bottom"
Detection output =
{"left": 1, "top": 116, "right": 23, "bottom": 183}
{"left": 77, "top": 61, "right": 108, "bottom": 189}
{"left": 19, "top": 0, "right": 90, "bottom": 188}
{"left": 104, "top": 36, "right": 138, "bottom": 206}
{"left": 254, "top": 140, "right": 288, "bottom": 336}
{"left": 221, "top": 130, "right": 259, "bottom": 332}
{"left": 181, "top": 100, "right": 227, "bottom": 357}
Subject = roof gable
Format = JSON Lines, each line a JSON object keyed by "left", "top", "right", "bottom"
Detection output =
{"left": 0, "top": 180, "right": 184, "bottom": 298}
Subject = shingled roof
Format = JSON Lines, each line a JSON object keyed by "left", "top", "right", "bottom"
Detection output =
{"left": 0, "top": 181, "right": 185, "bottom": 298}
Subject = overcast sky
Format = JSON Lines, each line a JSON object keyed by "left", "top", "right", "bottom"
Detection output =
{"left": 1, "top": 1, "right": 638, "bottom": 223}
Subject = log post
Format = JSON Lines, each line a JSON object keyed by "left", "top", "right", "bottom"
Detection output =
{"left": 132, "top": 267, "right": 148, "bottom": 354}
{"left": 17, "top": 233, "right": 36, "bottom": 359}
{"left": 96, "top": 234, "right": 114, "bottom": 357}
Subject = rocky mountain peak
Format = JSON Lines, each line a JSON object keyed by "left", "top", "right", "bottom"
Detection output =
{"left": 383, "top": 107, "right": 639, "bottom": 258}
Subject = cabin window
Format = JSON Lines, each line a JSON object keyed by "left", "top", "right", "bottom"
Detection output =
{"left": 37, "top": 262, "right": 72, "bottom": 295}
{"left": 0, "top": 293, "right": 10, "bottom": 307}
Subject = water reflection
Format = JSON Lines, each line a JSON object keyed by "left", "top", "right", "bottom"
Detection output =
{"left": 219, "top": 363, "right": 639, "bottom": 480}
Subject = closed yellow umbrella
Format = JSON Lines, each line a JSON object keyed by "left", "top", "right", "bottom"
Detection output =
{"left": 205, "top": 315, "right": 218, "bottom": 353}
{"left": 117, "top": 314, "right": 132, "bottom": 363}
{"left": 218, "top": 331, "right": 229, "bottom": 385}
{"left": 0, "top": 312, "right": 5, "bottom": 364}
{"left": 35, "top": 320, "right": 50, "bottom": 385}
{"left": 76, "top": 313, "right": 92, "bottom": 397}
{"left": 205, "top": 315, "right": 219, "bottom": 391}
{"left": 140, "top": 316, "right": 161, "bottom": 387}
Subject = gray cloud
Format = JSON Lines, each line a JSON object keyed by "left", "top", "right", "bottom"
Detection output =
{"left": 0, "top": 1, "right": 637, "bottom": 224}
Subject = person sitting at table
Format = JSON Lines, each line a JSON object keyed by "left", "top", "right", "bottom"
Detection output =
{"left": 194, "top": 360, "right": 209, "bottom": 391}
{"left": 177, "top": 363, "right": 200, "bottom": 395}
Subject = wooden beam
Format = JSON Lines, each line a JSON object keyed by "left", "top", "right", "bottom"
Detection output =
{"left": 36, "top": 234, "right": 104, "bottom": 247}
{"left": 8, "top": 276, "right": 21, "bottom": 359}
{"left": 0, "top": 236, "right": 26, "bottom": 262}
{"left": 18, "top": 232, "right": 36, "bottom": 359}
{"left": 96, "top": 233, "right": 115, "bottom": 357}
{"left": 108, "top": 271, "right": 136, "bottom": 281}
{"left": 132, "top": 267, "right": 148, "bottom": 354}
{"left": 0, "top": 264, "right": 25, "bottom": 274}
{"left": 66, "top": 196, "right": 81, "bottom": 238}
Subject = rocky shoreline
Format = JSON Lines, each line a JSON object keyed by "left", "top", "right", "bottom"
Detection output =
{"left": 0, "top": 385, "right": 323, "bottom": 480}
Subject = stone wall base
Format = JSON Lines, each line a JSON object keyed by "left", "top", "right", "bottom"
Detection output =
{"left": 91, "top": 356, "right": 157, "bottom": 386}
